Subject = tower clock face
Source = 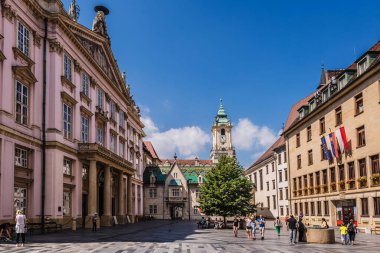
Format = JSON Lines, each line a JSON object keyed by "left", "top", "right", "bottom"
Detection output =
{"left": 220, "top": 135, "right": 226, "bottom": 144}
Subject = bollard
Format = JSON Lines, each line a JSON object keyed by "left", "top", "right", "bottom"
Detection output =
{"left": 72, "top": 218, "right": 77, "bottom": 231}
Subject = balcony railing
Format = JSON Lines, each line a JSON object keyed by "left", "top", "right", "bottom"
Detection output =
{"left": 165, "top": 197, "right": 187, "bottom": 202}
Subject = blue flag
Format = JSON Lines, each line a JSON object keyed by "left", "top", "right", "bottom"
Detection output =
{"left": 321, "top": 136, "right": 331, "bottom": 161}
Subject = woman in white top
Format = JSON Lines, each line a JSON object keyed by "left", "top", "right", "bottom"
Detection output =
{"left": 15, "top": 210, "right": 26, "bottom": 247}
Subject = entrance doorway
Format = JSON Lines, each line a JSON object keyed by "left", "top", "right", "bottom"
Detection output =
{"left": 82, "top": 194, "right": 88, "bottom": 228}
{"left": 170, "top": 206, "right": 183, "bottom": 220}
{"left": 98, "top": 172, "right": 104, "bottom": 216}
{"left": 336, "top": 199, "right": 357, "bottom": 226}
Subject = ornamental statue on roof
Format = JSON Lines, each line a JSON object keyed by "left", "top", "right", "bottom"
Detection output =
{"left": 92, "top": 6, "right": 109, "bottom": 39}
{"left": 68, "top": 0, "right": 80, "bottom": 22}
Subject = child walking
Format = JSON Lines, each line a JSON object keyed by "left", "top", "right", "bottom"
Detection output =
{"left": 340, "top": 223, "right": 348, "bottom": 245}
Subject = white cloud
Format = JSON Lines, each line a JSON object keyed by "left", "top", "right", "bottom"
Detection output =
{"left": 233, "top": 118, "right": 277, "bottom": 151}
{"left": 142, "top": 116, "right": 211, "bottom": 159}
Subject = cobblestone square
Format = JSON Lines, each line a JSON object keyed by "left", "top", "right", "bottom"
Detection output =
{"left": 0, "top": 221, "right": 379, "bottom": 253}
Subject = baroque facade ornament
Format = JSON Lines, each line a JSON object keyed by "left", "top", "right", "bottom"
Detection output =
{"left": 48, "top": 39, "right": 63, "bottom": 54}
{"left": 92, "top": 6, "right": 109, "bottom": 39}
{"left": 1, "top": 0, "right": 16, "bottom": 22}
{"left": 68, "top": 0, "right": 80, "bottom": 22}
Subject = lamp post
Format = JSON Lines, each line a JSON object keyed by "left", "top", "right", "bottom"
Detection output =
{"left": 187, "top": 179, "right": 192, "bottom": 221}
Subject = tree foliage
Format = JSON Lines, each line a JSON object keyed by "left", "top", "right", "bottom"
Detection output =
{"left": 199, "top": 155, "right": 255, "bottom": 218}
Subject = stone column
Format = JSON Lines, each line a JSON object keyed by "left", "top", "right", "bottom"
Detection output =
{"left": 101, "top": 165, "right": 112, "bottom": 226}
{"left": 118, "top": 171, "right": 125, "bottom": 223}
{"left": 127, "top": 174, "right": 133, "bottom": 221}
{"left": 86, "top": 160, "right": 97, "bottom": 228}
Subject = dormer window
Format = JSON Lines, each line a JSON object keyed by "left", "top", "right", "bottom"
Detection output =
{"left": 338, "top": 75, "right": 347, "bottom": 89}
{"left": 322, "top": 88, "right": 329, "bottom": 102}
{"left": 358, "top": 57, "right": 368, "bottom": 75}
{"left": 198, "top": 176, "right": 203, "bottom": 184}
{"left": 299, "top": 109, "right": 304, "bottom": 119}
{"left": 309, "top": 100, "right": 316, "bottom": 112}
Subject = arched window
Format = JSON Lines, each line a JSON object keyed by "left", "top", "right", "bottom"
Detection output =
{"left": 221, "top": 129, "right": 225, "bottom": 136}
{"left": 198, "top": 176, "right": 203, "bottom": 184}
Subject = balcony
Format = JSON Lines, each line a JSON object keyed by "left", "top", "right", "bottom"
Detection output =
{"left": 78, "top": 143, "right": 134, "bottom": 172}
{"left": 165, "top": 197, "right": 187, "bottom": 203}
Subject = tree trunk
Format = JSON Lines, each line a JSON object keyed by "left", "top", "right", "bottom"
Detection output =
{"left": 223, "top": 216, "right": 226, "bottom": 229}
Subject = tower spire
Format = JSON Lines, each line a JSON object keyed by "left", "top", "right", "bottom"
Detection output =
{"left": 318, "top": 64, "right": 326, "bottom": 89}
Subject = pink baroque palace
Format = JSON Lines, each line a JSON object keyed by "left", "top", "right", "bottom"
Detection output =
{"left": 0, "top": 0, "right": 144, "bottom": 229}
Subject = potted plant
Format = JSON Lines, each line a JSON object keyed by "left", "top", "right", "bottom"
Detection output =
{"left": 371, "top": 173, "right": 380, "bottom": 185}
{"left": 346, "top": 179, "right": 355, "bottom": 189}
{"left": 314, "top": 185, "right": 321, "bottom": 193}
{"left": 338, "top": 180, "right": 345, "bottom": 190}
{"left": 330, "top": 182, "right": 337, "bottom": 191}
{"left": 357, "top": 176, "right": 368, "bottom": 187}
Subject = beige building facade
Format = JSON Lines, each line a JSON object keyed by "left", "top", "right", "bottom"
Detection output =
{"left": 284, "top": 42, "right": 380, "bottom": 230}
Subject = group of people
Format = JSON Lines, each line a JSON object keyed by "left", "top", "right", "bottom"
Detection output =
{"left": 232, "top": 215, "right": 266, "bottom": 240}
{"left": 339, "top": 219, "right": 358, "bottom": 246}
{"left": 0, "top": 210, "right": 27, "bottom": 247}
{"left": 286, "top": 215, "right": 307, "bottom": 244}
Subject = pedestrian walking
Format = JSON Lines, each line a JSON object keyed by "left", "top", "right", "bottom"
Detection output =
{"left": 298, "top": 218, "right": 306, "bottom": 242}
{"left": 258, "top": 215, "right": 266, "bottom": 240}
{"left": 340, "top": 223, "right": 348, "bottom": 245}
{"left": 245, "top": 217, "right": 253, "bottom": 239}
{"left": 347, "top": 219, "right": 357, "bottom": 246}
{"left": 251, "top": 216, "right": 257, "bottom": 240}
{"left": 15, "top": 210, "right": 26, "bottom": 247}
{"left": 92, "top": 213, "right": 98, "bottom": 232}
{"left": 274, "top": 217, "right": 282, "bottom": 237}
{"left": 233, "top": 217, "right": 239, "bottom": 237}
{"left": 287, "top": 215, "right": 297, "bottom": 245}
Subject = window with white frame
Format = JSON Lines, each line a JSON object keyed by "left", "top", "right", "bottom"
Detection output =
{"left": 15, "top": 81, "right": 28, "bottom": 125}
{"left": 119, "top": 140, "right": 125, "bottom": 158}
{"left": 63, "top": 158, "right": 72, "bottom": 176}
{"left": 195, "top": 189, "right": 200, "bottom": 199}
{"left": 81, "top": 72, "right": 89, "bottom": 96}
{"left": 17, "top": 22, "right": 30, "bottom": 56}
{"left": 14, "top": 187, "right": 27, "bottom": 214}
{"left": 15, "top": 147, "right": 28, "bottom": 168}
{"left": 81, "top": 115, "right": 89, "bottom": 143}
{"left": 149, "top": 188, "right": 157, "bottom": 198}
{"left": 110, "top": 133, "right": 116, "bottom": 153}
{"left": 358, "top": 57, "right": 368, "bottom": 75}
{"left": 63, "top": 103, "right": 72, "bottom": 139}
{"left": 149, "top": 205, "right": 157, "bottom": 214}
{"left": 119, "top": 111, "right": 125, "bottom": 128}
{"left": 64, "top": 54, "right": 73, "bottom": 81}
{"left": 97, "top": 88, "right": 104, "bottom": 109}
{"left": 110, "top": 100, "right": 116, "bottom": 121}
{"left": 338, "top": 75, "right": 347, "bottom": 89}
{"left": 97, "top": 124, "right": 104, "bottom": 145}
{"left": 63, "top": 191, "right": 71, "bottom": 216}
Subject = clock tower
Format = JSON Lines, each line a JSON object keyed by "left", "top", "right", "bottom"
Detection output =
{"left": 210, "top": 99, "right": 236, "bottom": 164}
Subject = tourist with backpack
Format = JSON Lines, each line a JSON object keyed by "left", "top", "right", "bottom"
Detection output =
{"left": 287, "top": 215, "right": 297, "bottom": 245}
{"left": 274, "top": 217, "right": 282, "bottom": 237}
{"left": 347, "top": 219, "right": 357, "bottom": 246}
{"left": 258, "top": 215, "right": 266, "bottom": 240}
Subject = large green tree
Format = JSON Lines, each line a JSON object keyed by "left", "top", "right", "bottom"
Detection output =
{"left": 199, "top": 155, "right": 255, "bottom": 223}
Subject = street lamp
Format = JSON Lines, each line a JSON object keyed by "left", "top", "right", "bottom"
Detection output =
{"left": 187, "top": 179, "right": 192, "bottom": 221}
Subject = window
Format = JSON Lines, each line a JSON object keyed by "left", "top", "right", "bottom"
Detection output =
{"left": 279, "top": 188, "right": 283, "bottom": 200}
{"left": 311, "top": 202, "right": 315, "bottom": 216}
{"left": 17, "top": 22, "right": 30, "bottom": 56}
{"left": 320, "top": 145, "right": 325, "bottom": 160}
{"left": 319, "top": 117, "right": 325, "bottom": 134}
{"left": 284, "top": 168, "right": 288, "bottom": 181}
{"left": 248, "top": 175, "right": 252, "bottom": 182}
{"left": 266, "top": 165, "right": 269, "bottom": 174}
{"left": 119, "top": 111, "right": 125, "bottom": 128}
{"left": 119, "top": 140, "right": 125, "bottom": 158}
{"left": 15, "top": 81, "right": 28, "bottom": 125}
{"left": 63, "top": 158, "right": 72, "bottom": 176}
{"left": 278, "top": 153, "right": 282, "bottom": 164}
{"left": 97, "top": 88, "right": 104, "bottom": 109}
{"left": 296, "top": 133, "right": 300, "bottom": 147}
{"left": 309, "top": 173, "right": 314, "bottom": 187}
{"left": 322, "top": 169, "right": 328, "bottom": 184}
{"left": 110, "top": 133, "right": 116, "bottom": 153}
{"left": 284, "top": 151, "right": 287, "bottom": 163}
{"left": 335, "top": 107, "right": 342, "bottom": 126}
{"left": 355, "top": 93, "right": 363, "bottom": 114}
{"left": 82, "top": 165, "right": 88, "bottom": 180}
{"left": 63, "top": 191, "right": 71, "bottom": 216}
{"left": 299, "top": 177, "right": 303, "bottom": 190}
{"left": 358, "top": 58, "right": 368, "bottom": 75}
{"left": 279, "top": 170, "right": 283, "bottom": 182}
{"left": 15, "top": 147, "right": 28, "bottom": 168}
{"left": 64, "top": 54, "right": 72, "bottom": 81}
{"left": 63, "top": 103, "right": 72, "bottom": 139}
{"left": 267, "top": 196, "right": 270, "bottom": 209}
{"left": 371, "top": 155, "right": 380, "bottom": 174}
{"left": 273, "top": 195, "right": 276, "bottom": 209}
{"left": 294, "top": 203, "right": 298, "bottom": 215}
{"left": 173, "top": 173, "right": 178, "bottom": 178}
{"left": 308, "top": 150, "right": 313, "bottom": 165}
{"left": 193, "top": 207, "right": 199, "bottom": 215}
{"left": 330, "top": 167, "right": 336, "bottom": 183}
{"left": 97, "top": 124, "right": 104, "bottom": 145}
{"left": 348, "top": 162, "right": 355, "bottom": 179}
{"left": 286, "top": 206, "right": 289, "bottom": 216}
{"left": 198, "top": 176, "right": 203, "bottom": 184}
{"left": 357, "top": 126, "right": 366, "bottom": 147}
{"left": 195, "top": 189, "right": 200, "bottom": 199}
{"left": 339, "top": 165, "right": 345, "bottom": 182}
{"left": 272, "top": 162, "right": 275, "bottom": 172}
{"left": 81, "top": 115, "right": 89, "bottom": 143}
{"left": 280, "top": 206, "right": 284, "bottom": 216}
{"left": 324, "top": 201, "right": 329, "bottom": 215}
{"left": 299, "top": 201, "right": 303, "bottom": 214}
{"left": 317, "top": 201, "right": 322, "bottom": 216}
{"left": 81, "top": 72, "right": 89, "bottom": 96}
{"left": 293, "top": 178, "right": 297, "bottom": 192}
{"left": 110, "top": 100, "right": 116, "bottom": 121}
{"left": 272, "top": 180, "right": 275, "bottom": 190}
{"left": 266, "top": 181, "right": 269, "bottom": 191}
{"left": 338, "top": 75, "right": 347, "bottom": 89}
{"left": 259, "top": 170, "right": 263, "bottom": 190}
{"left": 305, "top": 202, "right": 309, "bottom": 216}
{"left": 285, "top": 187, "right": 288, "bottom": 200}
{"left": 359, "top": 158, "right": 367, "bottom": 177}
{"left": 374, "top": 197, "right": 380, "bottom": 216}
{"left": 149, "top": 205, "right": 157, "bottom": 214}
{"left": 361, "top": 198, "right": 369, "bottom": 216}
{"left": 297, "top": 155, "right": 301, "bottom": 169}
{"left": 172, "top": 189, "right": 180, "bottom": 197}
{"left": 306, "top": 126, "right": 312, "bottom": 142}
{"left": 316, "top": 171, "right": 320, "bottom": 186}
{"left": 149, "top": 188, "right": 157, "bottom": 198}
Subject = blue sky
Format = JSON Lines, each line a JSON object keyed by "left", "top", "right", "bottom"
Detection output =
{"left": 63, "top": 0, "right": 380, "bottom": 167}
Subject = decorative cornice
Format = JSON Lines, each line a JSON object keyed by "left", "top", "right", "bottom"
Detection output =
{"left": 32, "top": 30, "right": 41, "bottom": 48}
{"left": 61, "top": 91, "right": 78, "bottom": 106}
{"left": 12, "top": 65, "right": 37, "bottom": 85}
{"left": 61, "top": 75, "right": 76, "bottom": 92}
{"left": 1, "top": 0, "right": 16, "bottom": 22}
{"left": 79, "top": 92, "right": 92, "bottom": 105}
{"left": 12, "top": 47, "right": 35, "bottom": 66}
{"left": 0, "top": 50, "right": 5, "bottom": 62}
{"left": 74, "top": 59, "right": 82, "bottom": 72}
{"left": 48, "top": 38, "right": 63, "bottom": 54}
{"left": 80, "top": 105, "right": 93, "bottom": 117}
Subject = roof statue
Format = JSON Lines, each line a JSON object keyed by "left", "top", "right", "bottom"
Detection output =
{"left": 92, "top": 6, "right": 109, "bottom": 39}
{"left": 68, "top": 0, "right": 80, "bottom": 22}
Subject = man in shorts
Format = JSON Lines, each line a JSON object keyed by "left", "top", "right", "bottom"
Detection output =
{"left": 258, "top": 215, "right": 266, "bottom": 240}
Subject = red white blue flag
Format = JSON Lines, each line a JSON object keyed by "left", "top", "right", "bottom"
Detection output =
{"left": 321, "top": 136, "right": 331, "bottom": 160}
